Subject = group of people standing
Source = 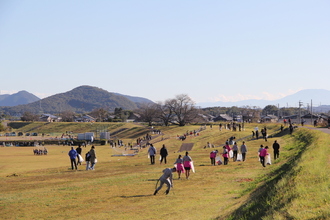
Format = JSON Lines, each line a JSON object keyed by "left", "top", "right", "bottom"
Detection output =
{"left": 258, "top": 140, "right": 281, "bottom": 167}
{"left": 68, "top": 145, "right": 97, "bottom": 170}
{"left": 208, "top": 139, "right": 280, "bottom": 168}
{"left": 212, "top": 141, "right": 248, "bottom": 166}
{"left": 147, "top": 144, "right": 169, "bottom": 165}
{"left": 148, "top": 143, "right": 194, "bottom": 179}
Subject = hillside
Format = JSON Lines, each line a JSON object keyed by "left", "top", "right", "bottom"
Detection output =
{"left": 0, "top": 91, "right": 40, "bottom": 106}
{"left": 0, "top": 86, "right": 142, "bottom": 115}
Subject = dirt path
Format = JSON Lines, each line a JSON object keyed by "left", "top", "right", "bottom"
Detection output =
{"left": 301, "top": 126, "right": 330, "bottom": 134}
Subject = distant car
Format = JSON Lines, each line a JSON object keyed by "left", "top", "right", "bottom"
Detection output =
{"left": 18, "top": 132, "right": 23, "bottom": 136}
{"left": 32, "top": 133, "right": 38, "bottom": 136}
{"left": 26, "top": 133, "right": 30, "bottom": 136}
{"left": 11, "top": 132, "right": 16, "bottom": 136}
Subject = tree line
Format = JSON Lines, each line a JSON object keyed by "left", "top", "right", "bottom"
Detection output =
{"left": 9, "top": 94, "right": 316, "bottom": 126}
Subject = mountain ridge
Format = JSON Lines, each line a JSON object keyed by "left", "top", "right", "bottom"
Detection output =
{"left": 0, "top": 86, "right": 153, "bottom": 115}
{"left": 0, "top": 91, "right": 40, "bottom": 106}
{"left": 1, "top": 87, "right": 329, "bottom": 115}
{"left": 197, "top": 89, "right": 330, "bottom": 109}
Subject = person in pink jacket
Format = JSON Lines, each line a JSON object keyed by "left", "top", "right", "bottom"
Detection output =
{"left": 183, "top": 152, "right": 192, "bottom": 179}
{"left": 259, "top": 146, "right": 269, "bottom": 167}
{"left": 210, "top": 150, "right": 217, "bottom": 166}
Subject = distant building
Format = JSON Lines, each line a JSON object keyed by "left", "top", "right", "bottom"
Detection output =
{"left": 40, "top": 114, "right": 61, "bottom": 122}
{"left": 213, "top": 114, "right": 233, "bottom": 122}
{"left": 126, "top": 113, "right": 141, "bottom": 122}
{"left": 74, "top": 115, "right": 95, "bottom": 122}
{"left": 301, "top": 113, "right": 318, "bottom": 119}
{"left": 260, "top": 115, "right": 278, "bottom": 123}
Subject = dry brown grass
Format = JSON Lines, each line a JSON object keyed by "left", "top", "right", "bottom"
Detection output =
{"left": 0, "top": 123, "right": 285, "bottom": 219}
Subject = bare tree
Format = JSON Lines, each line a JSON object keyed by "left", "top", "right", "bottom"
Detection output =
{"left": 136, "top": 103, "right": 159, "bottom": 126}
{"left": 167, "top": 94, "right": 198, "bottom": 126}
{"left": 90, "top": 108, "right": 109, "bottom": 122}
{"left": 61, "top": 110, "right": 75, "bottom": 122}
{"left": 21, "top": 112, "right": 39, "bottom": 122}
{"left": 155, "top": 101, "right": 174, "bottom": 126}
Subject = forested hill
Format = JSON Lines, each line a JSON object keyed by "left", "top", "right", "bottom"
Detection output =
{"left": 0, "top": 86, "right": 152, "bottom": 115}
{"left": 0, "top": 91, "right": 40, "bottom": 107}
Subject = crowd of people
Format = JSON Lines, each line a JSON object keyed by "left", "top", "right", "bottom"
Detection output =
{"left": 33, "top": 147, "right": 48, "bottom": 155}
{"left": 68, "top": 144, "right": 97, "bottom": 170}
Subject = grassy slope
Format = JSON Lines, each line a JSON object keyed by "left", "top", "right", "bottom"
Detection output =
{"left": 0, "top": 123, "right": 329, "bottom": 219}
{"left": 222, "top": 128, "right": 330, "bottom": 220}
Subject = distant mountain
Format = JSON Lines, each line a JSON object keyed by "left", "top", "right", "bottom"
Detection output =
{"left": 197, "top": 89, "right": 330, "bottom": 109}
{"left": 0, "top": 86, "right": 153, "bottom": 115}
{"left": 0, "top": 91, "right": 40, "bottom": 107}
{"left": 113, "top": 93, "right": 154, "bottom": 106}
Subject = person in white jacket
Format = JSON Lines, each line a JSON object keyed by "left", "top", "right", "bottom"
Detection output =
{"left": 154, "top": 167, "right": 176, "bottom": 195}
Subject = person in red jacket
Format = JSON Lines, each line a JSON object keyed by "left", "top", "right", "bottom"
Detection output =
{"left": 259, "top": 146, "right": 269, "bottom": 167}
{"left": 210, "top": 150, "right": 217, "bottom": 166}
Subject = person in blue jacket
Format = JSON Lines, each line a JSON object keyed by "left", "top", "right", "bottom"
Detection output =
{"left": 68, "top": 147, "right": 78, "bottom": 170}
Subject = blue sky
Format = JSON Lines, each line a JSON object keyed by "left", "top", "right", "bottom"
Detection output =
{"left": 1, "top": 0, "right": 329, "bottom": 105}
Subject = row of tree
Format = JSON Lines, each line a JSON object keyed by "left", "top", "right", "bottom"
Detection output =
{"left": 15, "top": 94, "right": 315, "bottom": 126}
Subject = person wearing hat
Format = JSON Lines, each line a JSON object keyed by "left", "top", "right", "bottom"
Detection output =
{"left": 154, "top": 167, "right": 176, "bottom": 195}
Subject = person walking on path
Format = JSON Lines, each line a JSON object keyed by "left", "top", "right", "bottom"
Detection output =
{"left": 68, "top": 147, "right": 78, "bottom": 170}
{"left": 259, "top": 146, "right": 269, "bottom": 167}
{"left": 240, "top": 141, "right": 248, "bottom": 161}
{"left": 154, "top": 167, "right": 176, "bottom": 195}
{"left": 76, "top": 144, "right": 82, "bottom": 165}
{"left": 183, "top": 152, "right": 193, "bottom": 179}
{"left": 222, "top": 146, "right": 229, "bottom": 165}
{"left": 174, "top": 155, "right": 184, "bottom": 179}
{"left": 232, "top": 142, "right": 238, "bottom": 162}
{"left": 89, "top": 146, "right": 97, "bottom": 170}
{"left": 272, "top": 140, "right": 280, "bottom": 160}
{"left": 148, "top": 144, "right": 157, "bottom": 165}
{"left": 160, "top": 144, "right": 168, "bottom": 164}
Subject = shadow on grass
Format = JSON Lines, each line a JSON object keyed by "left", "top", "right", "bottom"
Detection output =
{"left": 120, "top": 195, "right": 153, "bottom": 198}
{"left": 146, "top": 179, "right": 159, "bottom": 181}
{"left": 218, "top": 131, "right": 311, "bottom": 220}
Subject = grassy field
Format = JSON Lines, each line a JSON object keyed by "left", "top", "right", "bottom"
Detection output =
{"left": 1, "top": 122, "right": 329, "bottom": 219}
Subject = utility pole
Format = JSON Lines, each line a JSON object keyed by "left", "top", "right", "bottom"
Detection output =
{"left": 299, "top": 101, "right": 303, "bottom": 125}
{"left": 311, "top": 99, "right": 313, "bottom": 125}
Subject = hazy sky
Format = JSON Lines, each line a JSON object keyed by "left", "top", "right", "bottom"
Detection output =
{"left": 1, "top": 1, "right": 329, "bottom": 104}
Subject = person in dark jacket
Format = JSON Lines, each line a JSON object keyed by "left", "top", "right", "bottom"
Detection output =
{"left": 272, "top": 140, "right": 280, "bottom": 160}
{"left": 76, "top": 144, "right": 82, "bottom": 165}
{"left": 68, "top": 147, "right": 78, "bottom": 170}
{"left": 89, "top": 146, "right": 97, "bottom": 170}
{"left": 160, "top": 144, "right": 168, "bottom": 164}
{"left": 85, "top": 151, "right": 91, "bottom": 170}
